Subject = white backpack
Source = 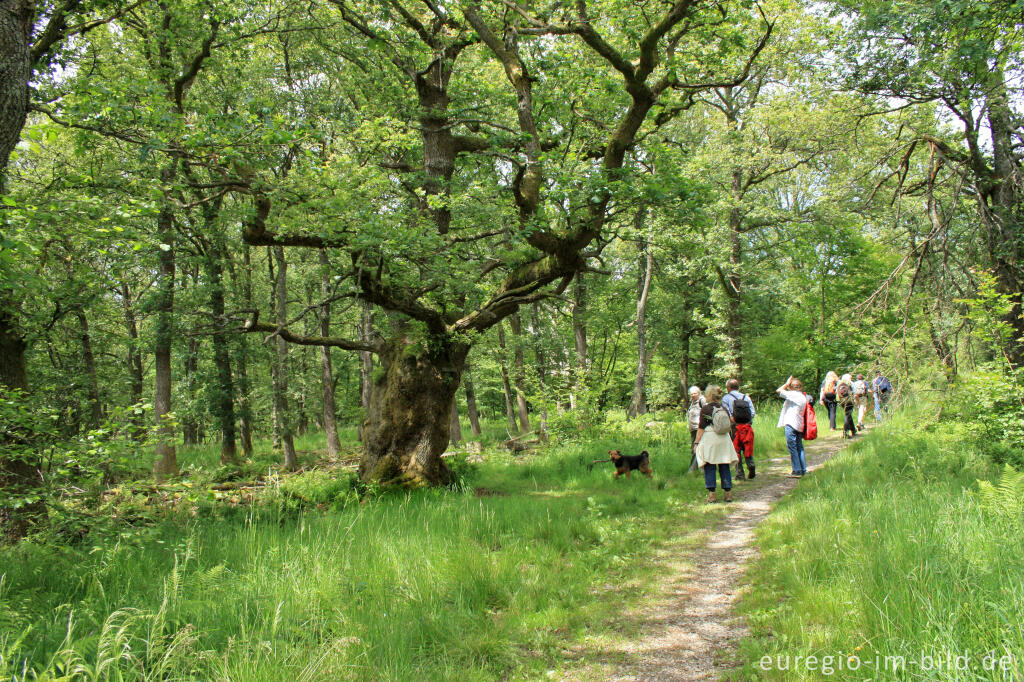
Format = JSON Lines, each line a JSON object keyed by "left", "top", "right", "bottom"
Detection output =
{"left": 710, "top": 406, "right": 732, "bottom": 434}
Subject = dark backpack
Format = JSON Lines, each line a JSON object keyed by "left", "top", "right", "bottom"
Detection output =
{"left": 837, "top": 383, "right": 851, "bottom": 399}
{"left": 732, "top": 394, "right": 752, "bottom": 424}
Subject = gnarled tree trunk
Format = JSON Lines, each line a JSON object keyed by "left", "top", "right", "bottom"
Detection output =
{"left": 359, "top": 338, "right": 468, "bottom": 486}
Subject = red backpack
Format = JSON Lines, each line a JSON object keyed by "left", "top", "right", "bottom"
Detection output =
{"left": 802, "top": 397, "right": 818, "bottom": 441}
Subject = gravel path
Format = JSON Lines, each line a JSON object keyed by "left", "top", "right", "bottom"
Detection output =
{"left": 599, "top": 431, "right": 856, "bottom": 682}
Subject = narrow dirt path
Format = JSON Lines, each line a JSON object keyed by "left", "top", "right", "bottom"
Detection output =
{"left": 577, "top": 429, "right": 861, "bottom": 682}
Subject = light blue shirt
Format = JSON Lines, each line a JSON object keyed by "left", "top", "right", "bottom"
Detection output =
{"left": 722, "top": 390, "right": 755, "bottom": 418}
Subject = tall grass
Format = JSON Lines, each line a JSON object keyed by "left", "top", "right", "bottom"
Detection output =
{"left": 737, "top": 405, "right": 1024, "bottom": 680}
{"left": 1, "top": 411, "right": 736, "bottom": 681}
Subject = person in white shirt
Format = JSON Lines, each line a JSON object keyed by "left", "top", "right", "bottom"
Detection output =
{"left": 776, "top": 375, "right": 809, "bottom": 477}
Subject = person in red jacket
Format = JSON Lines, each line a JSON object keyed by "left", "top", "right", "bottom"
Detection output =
{"left": 723, "top": 379, "right": 756, "bottom": 480}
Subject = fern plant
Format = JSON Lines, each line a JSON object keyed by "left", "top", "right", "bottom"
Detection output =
{"left": 976, "top": 465, "right": 1024, "bottom": 531}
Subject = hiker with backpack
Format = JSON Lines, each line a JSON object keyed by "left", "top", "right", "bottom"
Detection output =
{"left": 852, "top": 373, "right": 870, "bottom": 430}
{"left": 722, "top": 379, "right": 756, "bottom": 480}
{"left": 873, "top": 371, "right": 893, "bottom": 421}
{"left": 694, "top": 384, "right": 738, "bottom": 502}
{"left": 776, "top": 376, "right": 810, "bottom": 478}
{"left": 837, "top": 373, "right": 857, "bottom": 438}
{"left": 819, "top": 370, "right": 840, "bottom": 431}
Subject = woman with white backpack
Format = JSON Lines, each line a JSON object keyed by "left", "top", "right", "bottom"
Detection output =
{"left": 694, "top": 384, "right": 739, "bottom": 502}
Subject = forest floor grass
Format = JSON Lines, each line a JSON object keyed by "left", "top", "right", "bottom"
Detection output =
{"left": 0, "top": 409, "right": 799, "bottom": 681}
{"left": 732, "top": 407, "right": 1024, "bottom": 681}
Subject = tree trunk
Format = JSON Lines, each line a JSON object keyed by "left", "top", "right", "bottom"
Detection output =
{"left": 983, "top": 69, "right": 1024, "bottom": 366}
{"left": 235, "top": 246, "right": 255, "bottom": 457}
{"left": 359, "top": 338, "right": 468, "bottom": 486}
{"left": 205, "top": 229, "right": 238, "bottom": 465}
{"left": 497, "top": 322, "right": 519, "bottom": 433}
{"left": 271, "top": 246, "right": 298, "bottom": 471}
{"left": 680, "top": 326, "right": 691, "bottom": 399}
{"left": 357, "top": 302, "right": 374, "bottom": 441}
{"left": 75, "top": 309, "right": 102, "bottom": 429}
{"left": 449, "top": 400, "right": 462, "bottom": 446}
{"left": 182, "top": 334, "right": 200, "bottom": 446}
{"left": 153, "top": 176, "right": 178, "bottom": 481}
{"left": 530, "top": 302, "right": 548, "bottom": 439}
{"left": 463, "top": 359, "right": 482, "bottom": 436}
{"left": 120, "top": 283, "right": 145, "bottom": 437}
{"left": 0, "top": 2, "right": 30, "bottom": 190}
{"left": 726, "top": 168, "right": 744, "bottom": 379}
{"left": 628, "top": 236, "right": 653, "bottom": 419}
{"left": 0, "top": 301, "right": 46, "bottom": 540}
{"left": 508, "top": 312, "right": 531, "bottom": 434}
{"left": 319, "top": 250, "right": 342, "bottom": 457}
{"left": 572, "top": 272, "right": 588, "bottom": 411}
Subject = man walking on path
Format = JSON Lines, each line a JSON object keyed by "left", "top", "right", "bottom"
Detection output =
{"left": 873, "top": 371, "right": 892, "bottom": 422}
{"left": 777, "top": 376, "right": 809, "bottom": 477}
{"left": 722, "top": 379, "right": 756, "bottom": 480}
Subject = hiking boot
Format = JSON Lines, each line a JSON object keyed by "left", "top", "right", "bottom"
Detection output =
{"left": 724, "top": 490, "right": 733, "bottom": 502}
{"left": 735, "top": 469, "right": 746, "bottom": 480}
{"left": 706, "top": 491, "right": 717, "bottom": 503}
{"left": 747, "top": 464, "right": 756, "bottom": 480}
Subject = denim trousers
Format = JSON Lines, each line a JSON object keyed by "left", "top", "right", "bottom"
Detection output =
{"left": 785, "top": 425, "right": 807, "bottom": 475}
{"left": 703, "top": 462, "right": 732, "bottom": 491}
{"left": 824, "top": 398, "right": 838, "bottom": 430}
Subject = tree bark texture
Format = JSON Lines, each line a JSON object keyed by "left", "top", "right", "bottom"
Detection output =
{"left": 0, "top": 1, "right": 30, "bottom": 190}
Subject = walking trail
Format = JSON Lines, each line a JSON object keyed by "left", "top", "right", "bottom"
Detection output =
{"left": 560, "top": 429, "right": 861, "bottom": 681}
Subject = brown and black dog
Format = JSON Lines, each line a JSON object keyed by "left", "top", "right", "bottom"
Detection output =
{"left": 594, "top": 449, "right": 653, "bottom": 478}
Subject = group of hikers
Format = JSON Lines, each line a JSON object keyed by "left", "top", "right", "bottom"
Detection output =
{"left": 684, "top": 371, "right": 893, "bottom": 503}
{"left": 818, "top": 370, "right": 893, "bottom": 438}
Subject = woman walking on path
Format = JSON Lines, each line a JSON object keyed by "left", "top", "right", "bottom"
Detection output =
{"left": 837, "top": 373, "right": 857, "bottom": 438}
{"left": 686, "top": 385, "right": 706, "bottom": 471}
{"left": 694, "top": 385, "right": 737, "bottom": 502}
{"left": 777, "top": 376, "right": 809, "bottom": 478}
{"left": 820, "top": 370, "right": 839, "bottom": 431}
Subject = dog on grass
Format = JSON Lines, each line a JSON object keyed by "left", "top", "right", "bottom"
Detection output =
{"left": 593, "top": 449, "right": 653, "bottom": 478}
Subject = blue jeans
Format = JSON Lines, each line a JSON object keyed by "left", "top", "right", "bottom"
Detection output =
{"left": 874, "top": 392, "right": 889, "bottom": 421}
{"left": 785, "top": 425, "right": 806, "bottom": 475}
{"left": 703, "top": 463, "right": 732, "bottom": 491}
